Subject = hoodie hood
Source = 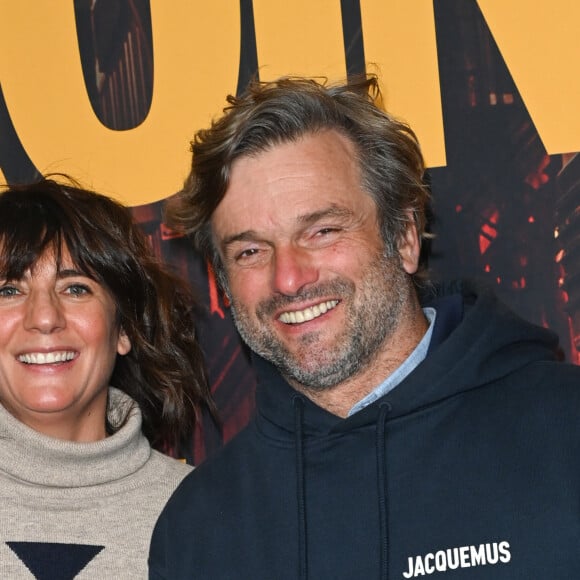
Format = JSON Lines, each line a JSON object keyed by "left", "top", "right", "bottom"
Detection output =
{"left": 149, "top": 277, "right": 580, "bottom": 580}
{"left": 254, "top": 279, "right": 561, "bottom": 436}
{"left": 251, "top": 280, "right": 562, "bottom": 579}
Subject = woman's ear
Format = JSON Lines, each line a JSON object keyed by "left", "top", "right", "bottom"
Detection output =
{"left": 117, "top": 328, "right": 132, "bottom": 356}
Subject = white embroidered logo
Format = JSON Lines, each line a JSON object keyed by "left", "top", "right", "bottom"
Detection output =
{"left": 402, "top": 541, "right": 511, "bottom": 577}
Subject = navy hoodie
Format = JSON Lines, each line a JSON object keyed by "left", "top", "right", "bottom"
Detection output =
{"left": 149, "top": 280, "right": 580, "bottom": 579}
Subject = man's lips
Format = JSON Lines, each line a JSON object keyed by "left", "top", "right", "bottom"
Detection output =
{"left": 278, "top": 299, "right": 339, "bottom": 324}
{"left": 17, "top": 351, "right": 77, "bottom": 365}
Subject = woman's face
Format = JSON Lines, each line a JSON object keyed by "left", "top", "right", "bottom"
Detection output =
{"left": 0, "top": 246, "right": 131, "bottom": 441}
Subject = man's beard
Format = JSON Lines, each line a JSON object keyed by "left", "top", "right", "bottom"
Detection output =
{"left": 229, "top": 251, "right": 411, "bottom": 391}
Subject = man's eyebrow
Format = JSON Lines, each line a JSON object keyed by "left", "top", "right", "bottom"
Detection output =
{"left": 221, "top": 230, "right": 261, "bottom": 248}
{"left": 296, "top": 206, "right": 353, "bottom": 226}
{"left": 220, "top": 206, "right": 354, "bottom": 249}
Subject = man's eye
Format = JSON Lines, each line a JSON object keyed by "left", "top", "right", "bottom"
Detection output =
{"left": 0, "top": 285, "right": 19, "bottom": 297}
{"left": 236, "top": 248, "right": 259, "bottom": 260}
{"left": 312, "top": 227, "right": 343, "bottom": 242}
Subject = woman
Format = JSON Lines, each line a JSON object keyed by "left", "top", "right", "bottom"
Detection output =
{"left": 0, "top": 177, "right": 216, "bottom": 579}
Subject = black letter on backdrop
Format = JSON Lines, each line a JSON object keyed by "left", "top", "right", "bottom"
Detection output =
{"left": 341, "top": 0, "right": 366, "bottom": 78}
{"left": 237, "top": 0, "right": 260, "bottom": 95}
{"left": 0, "top": 85, "right": 40, "bottom": 184}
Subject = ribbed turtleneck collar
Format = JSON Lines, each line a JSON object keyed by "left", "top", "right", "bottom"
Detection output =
{"left": 0, "top": 387, "right": 151, "bottom": 488}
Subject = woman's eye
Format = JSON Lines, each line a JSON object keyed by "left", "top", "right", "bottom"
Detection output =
{"left": 0, "top": 285, "right": 19, "bottom": 297}
{"left": 66, "top": 284, "right": 91, "bottom": 296}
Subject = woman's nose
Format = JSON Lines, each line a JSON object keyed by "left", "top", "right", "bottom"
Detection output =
{"left": 23, "top": 291, "right": 66, "bottom": 333}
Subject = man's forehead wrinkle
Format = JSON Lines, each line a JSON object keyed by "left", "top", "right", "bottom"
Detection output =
{"left": 222, "top": 205, "right": 354, "bottom": 247}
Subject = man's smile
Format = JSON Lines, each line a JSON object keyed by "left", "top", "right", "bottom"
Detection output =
{"left": 278, "top": 300, "right": 339, "bottom": 324}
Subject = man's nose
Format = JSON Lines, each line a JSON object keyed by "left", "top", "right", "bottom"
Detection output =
{"left": 271, "top": 246, "right": 319, "bottom": 296}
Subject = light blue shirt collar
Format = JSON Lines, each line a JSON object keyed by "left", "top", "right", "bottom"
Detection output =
{"left": 347, "top": 307, "right": 436, "bottom": 416}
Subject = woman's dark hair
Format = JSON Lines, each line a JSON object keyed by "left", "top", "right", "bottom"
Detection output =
{"left": 0, "top": 176, "right": 217, "bottom": 451}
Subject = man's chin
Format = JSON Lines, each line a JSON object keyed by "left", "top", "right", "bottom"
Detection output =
{"left": 278, "top": 356, "right": 355, "bottom": 392}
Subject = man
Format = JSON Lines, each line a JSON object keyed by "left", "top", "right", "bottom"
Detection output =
{"left": 149, "top": 76, "right": 580, "bottom": 579}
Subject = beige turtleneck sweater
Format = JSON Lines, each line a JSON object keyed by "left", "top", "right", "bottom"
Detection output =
{"left": 0, "top": 387, "right": 192, "bottom": 579}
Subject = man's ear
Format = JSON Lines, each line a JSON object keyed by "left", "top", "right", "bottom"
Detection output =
{"left": 117, "top": 328, "right": 132, "bottom": 356}
{"left": 397, "top": 211, "right": 421, "bottom": 275}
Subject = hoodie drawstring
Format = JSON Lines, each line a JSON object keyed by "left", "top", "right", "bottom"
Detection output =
{"left": 293, "top": 395, "right": 308, "bottom": 580}
{"left": 292, "top": 396, "right": 391, "bottom": 580}
{"left": 377, "top": 401, "right": 391, "bottom": 580}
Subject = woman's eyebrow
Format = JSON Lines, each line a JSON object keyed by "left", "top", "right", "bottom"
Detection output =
{"left": 56, "top": 268, "right": 89, "bottom": 279}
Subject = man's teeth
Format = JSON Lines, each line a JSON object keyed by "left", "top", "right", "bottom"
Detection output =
{"left": 278, "top": 300, "right": 339, "bottom": 324}
{"left": 18, "top": 351, "right": 76, "bottom": 365}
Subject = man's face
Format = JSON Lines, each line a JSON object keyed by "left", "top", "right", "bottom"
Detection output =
{"left": 212, "top": 130, "right": 420, "bottom": 391}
